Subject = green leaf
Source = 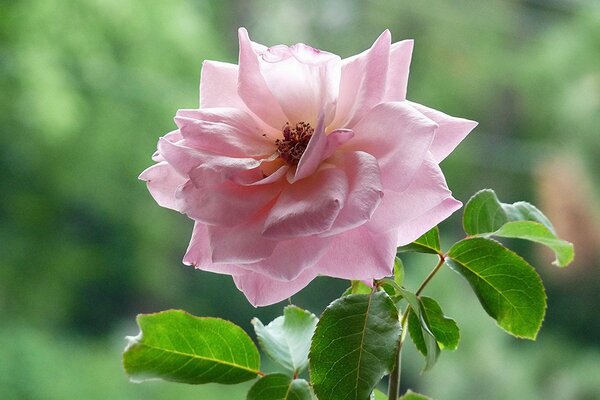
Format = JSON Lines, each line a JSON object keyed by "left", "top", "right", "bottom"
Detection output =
{"left": 399, "top": 389, "right": 432, "bottom": 399}
{"left": 494, "top": 221, "right": 574, "bottom": 267}
{"left": 310, "top": 291, "right": 401, "bottom": 400}
{"left": 463, "top": 189, "right": 573, "bottom": 267}
{"left": 123, "top": 310, "right": 260, "bottom": 384}
{"left": 394, "top": 257, "right": 405, "bottom": 287}
{"left": 408, "top": 297, "right": 459, "bottom": 358}
{"left": 247, "top": 373, "right": 313, "bottom": 400}
{"left": 372, "top": 389, "right": 388, "bottom": 399}
{"left": 446, "top": 238, "right": 547, "bottom": 339}
{"left": 252, "top": 305, "right": 318, "bottom": 375}
{"left": 397, "top": 226, "right": 441, "bottom": 255}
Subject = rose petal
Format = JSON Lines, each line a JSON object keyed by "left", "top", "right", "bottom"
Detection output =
{"left": 348, "top": 101, "right": 437, "bottom": 192}
{"left": 367, "top": 155, "right": 460, "bottom": 236}
{"left": 183, "top": 222, "right": 248, "bottom": 275}
{"left": 409, "top": 101, "right": 478, "bottom": 163}
{"left": 233, "top": 267, "right": 319, "bottom": 307}
{"left": 237, "top": 28, "right": 288, "bottom": 129}
{"left": 316, "top": 227, "right": 396, "bottom": 279}
{"left": 332, "top": 30, "right": 391, "bottom": 129}
{"left": 322, "top": 151, "right": 383, "bottom": 236}
{"left": 139, "top": 162, "right": 186, "bottom": 211}
{"left": 383, "top": 39, "right": 414, "bottom": 102}
{"left": 175, "top": 108, "right": 274, "bottom": 158}
{"left": 200, "top": 60, "right": 246, "bottom": 109}
{"left": 263, "top": 167, "right": 348, "bottom": 239}
{"left": 395, "top": 197, "right": 462, "bottom": 246}
{"left": 178, "top": 178, "right": 282, "bottom": 227}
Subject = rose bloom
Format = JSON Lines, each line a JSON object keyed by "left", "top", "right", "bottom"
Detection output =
{"left": 140, "top": 28, "right": 477, "bottom": 306}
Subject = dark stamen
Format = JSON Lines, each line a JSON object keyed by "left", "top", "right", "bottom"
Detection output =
{"left": 275, "top": 122, "right": 314, "bottom": 166}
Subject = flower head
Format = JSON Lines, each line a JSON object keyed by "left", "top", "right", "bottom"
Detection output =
{"left": 140, "top": 28, "right": 477, "bottom": 306}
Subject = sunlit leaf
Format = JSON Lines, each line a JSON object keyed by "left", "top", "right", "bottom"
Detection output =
{"left": 408, "top": 297, "right": 459, "bottom": 353}
{"left": 310, "top": 292, "right": 401, "bottom": 400}
{"left": 397, "top": 227, "right": 441, "bottom": 255}
{"left": 247, "top": 373, "right": 313, "bottom": 400}
{"left": 123, "top": 310, "right": 260, "bottom": 384}
{"left": 252, "top": 306, "right": 317, "bottom": 374}
{"left": 446, "top": 238, "right": 546, "bottom": 339}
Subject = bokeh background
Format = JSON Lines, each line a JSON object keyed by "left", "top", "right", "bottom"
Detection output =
{"left": 1, "top": 0, "right": 599, "bottom": 398}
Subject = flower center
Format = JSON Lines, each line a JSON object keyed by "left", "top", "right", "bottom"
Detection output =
{"left": 275, "top": 122, "right": 314, "bottom": 166}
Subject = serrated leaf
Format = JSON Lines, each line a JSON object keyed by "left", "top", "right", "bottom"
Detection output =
{"left": 399, "top": 389, "right": 432, "bottom": 399}
{"left": 394, "top": 257, "right": 405, "bottom": 287}
{"left": 310, "top": 291, "right": 401, "bottom": 400}
{"left": 247, "top": 373, "right": 313, "bottom": 400}
{"left": 403, "top": 292, "right": 439, "bottom": 371}
{"left": 397, "top": 227, "right": 441, "bottom": 255}
{"left": 463, "top": 189, "right": 573, "bottom": 267}
{"left": 123, "top": 310, "right": 260, "bottom": 384}
{"left": 446, "top": 238, "right": 547, "bottom": 339}
{"left": 408, "top": 297, "right": 459, "bottom": 357}
{"left": 252, "top": 306, "right": 317, "bottom": 374}
{"left": 494, "top": 221, "right": 574, "bottom": 267}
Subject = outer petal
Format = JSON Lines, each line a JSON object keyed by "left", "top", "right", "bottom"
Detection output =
{"left": 367, "top": 155, "right": 460, "bottom": 236}
{"left": 316, "top": 227, "right": 397, "bottom": 280}
{"left": 240, "top": 234, "right": 333, "bottom": 281}
{"left": 395, "top": 197, "right": 461, "bottom": 246}
{"left": 409, "top": 101, "right": 478, "bottom": 163}
{"left": 263, "top": 167, "right": 348, "bottom": 239}
{"left": 233, "top": 267, "right": 319, "bottom": 307}
{"left": 183, "top": 222, "right": 248, "bottom": 275}
{"left": 348, "top": 101, "right": 437, "bottom": 192}
{"left": 383, "top": 39, "right": 414, "bottom": 102}
{"left": 237, "top": 28, "right": 288, "bottom": 129}
{"left": 175, "top": 108, "right": 274, "bottom": 158}
{"left": 178, "top": 178, "right": 282, "bottom": 227}
{"left": 332, "top": 30, "right": 391, "bottom": 129}
{"left": 138, "top": 162, "right": 186, "bottom": 211}
{"left": 199, "top": 60, "right": 246, "bottom": 109}
{"left": 208, "top": 210, "right": 279, "bottom": 264}
{"left": 322, "top": 151, "right": 383, "bottom": 236}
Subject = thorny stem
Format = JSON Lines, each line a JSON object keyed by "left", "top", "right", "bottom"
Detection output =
{"left": 387, "top": 254, "right": 446, "bottom": 399}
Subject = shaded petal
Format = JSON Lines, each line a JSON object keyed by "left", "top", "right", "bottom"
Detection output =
{"left": 175, "top": 108, "right": 274, "bottom": 157}
{"left": 383, "top": 39, "right": 414, "bottom": 102}
{"left": 367, "top": 155, "right": 459, "bottom": 235}
{"left": 178, "top": 178, "right": 282, "bottom": 227}
{"left": 233, "top": 267, "right": 318, "bottom": 307}
{"left": 316, "top": 227, "right": 396, "bottom": 279}
{"left": 237, "top": 28, "right": 288, "bottom": 129}
{"left": 200, "top": 60, "right": 246, "bottom": 109}
{"left": 139, "top": 162, "right": 186, "bottom": 211}
{"left": 322, "top": 151, "right": 383, "bottom": 236}
{"left": 348, "top": 101, "right": 437, "bottom": 192}
{"left": 332, "top": 30, "right": 391, "bottom": 129}
{"left": 263, "top": 168, "right": 348, "bottom": 239}
{"left": 409, "top": 101, "right": 478, "bottom": 163}
{"left": 183, "top": 222, "right": 248, "bottom": 275}
{"left": 322, "top": 129, "right": 354, "bottom": 159}
{"left": 208, "top": 210, "right": 279, "bottom": 263}
{"left": 290, "top": 112, "right": 326, "bottom": 183}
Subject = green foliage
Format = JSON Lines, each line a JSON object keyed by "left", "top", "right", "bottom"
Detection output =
{"left": 408, "top": 297, "right": 459, "bottom": 354}
{"left": 397, "top": 227, "right": 441, "bottom": 255}
{"left": 123, "top": 310, "right": 260, "bottom": 384}
{"left": 372, "top": 389, "right": 388, "bottom": 399}
{"left": 247, "top": 374, "right": 314, "bottom": 400}
{"left": 309, "top": 292, "right": 401, "bottom": 400}
{"left": 398, "top": 390, "right": 432, "bottom": 399}
{"left": 463, "top": 189, "right": 574, "bottom": 267}
{"left": 446, "top": 238, "right": 546, "bottom": 339}
{"left": 252, "top": 306, "right": 318, "bottom": 375}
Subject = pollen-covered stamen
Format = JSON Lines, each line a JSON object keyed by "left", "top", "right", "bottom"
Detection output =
{"left": 275, "top": 122, "right": 314, "bottom": 166}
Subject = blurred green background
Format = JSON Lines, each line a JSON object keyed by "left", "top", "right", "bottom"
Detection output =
{"left": 1, "top": 0, "right": 599, "bottom": 398}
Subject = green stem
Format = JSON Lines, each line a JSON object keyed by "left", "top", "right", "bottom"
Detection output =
{"left": 388, "top": 254, "right": 446, "bottom": 399}
{"left": 388, "top": 309, "right": 410, "bottom": 400}
{"left": 416, "top": 255, "right": 445, "bottom": 296}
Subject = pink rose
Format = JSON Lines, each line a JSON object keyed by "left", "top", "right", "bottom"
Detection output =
{"left": 140, "top": 28, "right": 477, "bottom": 306}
